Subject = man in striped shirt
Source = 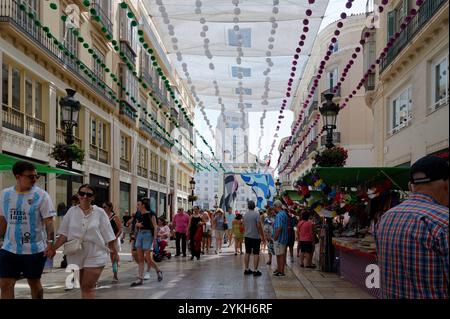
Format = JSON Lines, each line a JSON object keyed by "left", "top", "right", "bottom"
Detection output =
{"left": 0, "top": 161, "right": 56, "bottom": 299}
{"left": 375, "top": 155, "right": 449, "bottom": 299}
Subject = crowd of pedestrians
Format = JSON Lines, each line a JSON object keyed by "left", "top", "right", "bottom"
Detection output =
{"left": 1, "top": 155, "right": 447, "bottom": 299}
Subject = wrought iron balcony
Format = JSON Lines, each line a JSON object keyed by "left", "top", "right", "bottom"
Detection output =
{"left": 120, "top": 40, "right": 136, "bottom": 66}
{"left": 137, "top": 165, "right": 148, "bottom": 178}
{"left": 89, "top": 144, "right": 109, "bottom": 164}
{"left": 120, "top": 158, "right": 130, "bottom": 172}
{"left": 119, "top": 102, "right": 136, "bottom": 124}
{"left": 91, "top": 1, "right": 112, "bottom": 36}
{"left": 365, "top": 71, "right": 376, "bottom": 91}
{"left": 2, "top": 104, "right": 45, "bottom": 141}
{"left": 0, "top": 0, "right": 115, "bottom": 105}
{"left": 380, "top": 0, "right": 446, "bottom": 73}
{"left": 307, "top": 101, "right": 319, "bottom": 119}
{"left": 150, "top": 172, "right": 158, "bottom": 182}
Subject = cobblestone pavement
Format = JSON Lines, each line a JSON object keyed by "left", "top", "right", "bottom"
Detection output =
{"left": 12, "top": 240, "right": 373, "bottom": 299}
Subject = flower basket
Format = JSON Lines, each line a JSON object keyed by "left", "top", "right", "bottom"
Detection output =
{"left": 49, "top": 143, "right": 85, "bottom": 166}
{"left": 313, "top": 146, "right": 348, "bottom": 167}
{"left": 188, "top": 195, "right": 198, "bottom": 202}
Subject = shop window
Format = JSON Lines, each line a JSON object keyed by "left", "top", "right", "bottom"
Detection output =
{"left": 228, "top": 28, "right": 251, "bottom": 47}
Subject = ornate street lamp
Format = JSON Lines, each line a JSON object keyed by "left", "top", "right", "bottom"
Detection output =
{"left": 275, "top": 178, "right": 281, "bottom": 197}
{"left": 59, "top": 89, "right": 81, "bottom": 211}
{"left": 319, "top": 93, "right": 340, "bottom": 149}
{"left": 189, "top": 177, "right": 196, "bottom": 207}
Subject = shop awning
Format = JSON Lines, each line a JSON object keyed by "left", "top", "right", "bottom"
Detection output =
{"left": 0, "top": 153, "right": 81, "bottom": 176}
{"left": 301, "top": 167, "right": 410, "bottom": 190}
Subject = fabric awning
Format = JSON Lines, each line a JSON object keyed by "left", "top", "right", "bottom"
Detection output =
{"left": 0, "top": 153, "right": 81, "bottom": 176}
{"left": 300, "top": 167, "right": 410, "bottom": 190}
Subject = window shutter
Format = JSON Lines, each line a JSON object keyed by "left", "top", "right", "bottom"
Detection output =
{"left": 387, "top": 10, "right": 396, "bottom": 40}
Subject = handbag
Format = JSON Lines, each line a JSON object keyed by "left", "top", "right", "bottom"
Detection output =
{"left": 63, "top": 209, "right": 95, "bottom": 256}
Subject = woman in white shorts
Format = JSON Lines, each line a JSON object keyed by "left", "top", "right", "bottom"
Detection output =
{"left": 53, "top": 184, "right": 118, "bottom": 299}
{"left": 212, "top": 209, "right": 226, "bottom": 254}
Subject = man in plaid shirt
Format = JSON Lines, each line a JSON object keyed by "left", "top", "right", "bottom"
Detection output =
{"left": 375, "top": 155, "right": 449, "bottom": 299}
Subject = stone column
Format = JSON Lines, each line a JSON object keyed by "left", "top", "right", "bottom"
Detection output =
{"left": 111, "top": 116, "right": 121, "bottom": 212}
{"left": 130, "top": 131, "right": 137, "bottom": 215}
{"left": 47, "top": 84, "right": 58, "bottom": 228}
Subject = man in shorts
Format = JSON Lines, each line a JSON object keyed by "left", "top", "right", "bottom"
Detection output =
{"left": 0, "top": 161, "right": 56, "bottom": 299}
{"left": 243, "top": 201, "right": 265, "bottom": 277}
{"left": 272, "top": 200, "right": 289, "bottom": 277}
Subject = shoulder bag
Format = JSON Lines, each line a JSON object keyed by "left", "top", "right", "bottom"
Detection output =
{"left": 63, "top": 209, "right": 95, "bottom": 256}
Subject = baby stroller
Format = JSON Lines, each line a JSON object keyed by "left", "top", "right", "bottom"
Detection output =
{"left": 153, "top": 238, "right": 171, "bottom": 262}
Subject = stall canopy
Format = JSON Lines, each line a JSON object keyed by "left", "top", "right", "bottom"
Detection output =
{"left": 0, "top": 153, "right": 81, "bottom": 176}
{"left": 302, "top": 167, "right": 410, "bottom": 190}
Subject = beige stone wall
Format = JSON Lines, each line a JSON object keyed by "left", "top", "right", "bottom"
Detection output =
{"left": 368, "top": 0, "right": 449, "bottom": 166}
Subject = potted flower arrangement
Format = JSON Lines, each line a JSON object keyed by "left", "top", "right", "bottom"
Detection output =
{"left": 313, "top": 146, "right": 348, "bottom": 167}
{"left": 49, "top": 143, "right": 85, "bottom": 166}
{"left": 188, "top": 195, "right": 198, "bottom": 202}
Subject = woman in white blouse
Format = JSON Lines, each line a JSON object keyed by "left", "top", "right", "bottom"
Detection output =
{"left": 52, "top": 184, "right": 118, "bottom": 299}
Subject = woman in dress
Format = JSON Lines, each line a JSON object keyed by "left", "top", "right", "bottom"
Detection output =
{"left": 232, "top": 213, "right": 244, "bottom": 255}
{"left": 187, "top": 207, "right": 203, "bottom": 260}
{"left": 52, "top": 184, "right": 118, "bottom": 299}
{"left": 212, "top": 209, "right": 226, "bottom": 254}
{"left": 201, "top": 211, "right": 212, "bottom": 254}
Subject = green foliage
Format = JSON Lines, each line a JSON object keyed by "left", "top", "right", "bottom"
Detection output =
{"left": 50, "top": 143, "right": 85, "bottom": 166}
{"left": 313, "top": 146, "right": 348, "bottom": 167}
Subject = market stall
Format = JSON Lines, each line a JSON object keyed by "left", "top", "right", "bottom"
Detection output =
{"left": 294, "top": 166, "right": 410, "bottom": 298}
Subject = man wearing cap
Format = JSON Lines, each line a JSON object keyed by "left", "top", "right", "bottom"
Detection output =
{"left": 375, "top": 155, "right": 449, "bottom": 299}
{"left": 272, "top": 200, "right": 289, "bottom": 277}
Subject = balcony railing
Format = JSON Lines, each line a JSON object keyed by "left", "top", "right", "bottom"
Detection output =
{"left": 137, "top": 165, "right": 148, "bottom": 178}
{"left": 56, "top": 128, "right": 82, "bottom": 148}
{"left": 170, "top": 180, "right": 175, "bottom": 187}
{"left": 0, "top": 0, "right": 115, "bottom": 105}
{"left": 380, "top": 0, "right": 446, "bottom": 72}
{"left": 91, "top": 1, "right": 112, "bottom": 36}
{"left": 120, "top": 158, "right": 130, "bottom": 172}
{"left": 120, "top": 40, "right": 136, "bottom": 66}
{"left": 89, "top": 144, "right": 108, "bottom": 164}
{"left": 160, "top": 176, "right": 167, "bottom": 184}
{"left": 321, "top": 87, "right": 341, "bottom": 100}
{"left": 388, "top": 114, "right": 413, "bottom": 136}
{"left": 2, "top": 104, "right": 45, "bottom": 141}
{"left": 150, "top": 172, "right": 158, "bottom": 182}
{"left": 365, "top": 71, "right": 376, "bottom": 91}
{"left": 119, "top": 103, "right": 136, "bottom": 123}
{"left": 320, "top": 132, "right": 341, "bottom": 146}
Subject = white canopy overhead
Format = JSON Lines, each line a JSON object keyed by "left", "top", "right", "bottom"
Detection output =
{"left": 144, "top": 0, "right": 329, "bottom": 112}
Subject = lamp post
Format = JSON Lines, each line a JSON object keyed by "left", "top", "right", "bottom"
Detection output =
{"left": 319, "top": 93, "right": 340, "bottom": 149}
{"left": 189, "top": 177, "right": 196, "bottom": 208}
{"left": 275, "top": 178, "right": 281, "bottom": 197}
{"left": 60, "top": 89, "right": 80, "bottom": 212}
{"left": 318, "top": 93, "right": 340, "bottom": 272}
{"left": 214, "top": 194, "right": 218, "bottom": 210}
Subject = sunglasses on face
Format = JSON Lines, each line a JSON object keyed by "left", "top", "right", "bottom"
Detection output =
{"left": 22, "top": 174, "right": 40, "bottom": 180}
{"left": 78, "top": 191, "right": 94, "bottom": 198}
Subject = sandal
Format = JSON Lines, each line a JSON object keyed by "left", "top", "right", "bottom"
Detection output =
{"left": 157, "top": 271, "right": 163, "bottom": 282}
{"left": 130, "top": 279, "right": 143, "bottom": 287}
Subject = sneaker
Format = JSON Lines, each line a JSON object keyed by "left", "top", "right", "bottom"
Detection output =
{"left": 157, "top": 271, "right": 163, "bottom": 282}
{"left": 182, "top": 254, "right": 187, "bottom": 257}
{"left": 273, "top": 270, "right": 279, "bottom": 274}
{"left": 234, "top": 252, "right": 238, "bottom": 256}
{"left": 244, "top": 269, "right": 253, "bottom": 275}
{"left": 144, "top": 272, "right": 150, "bottom": 280}
{"left": 175, "top": 254, "right": 180, "bottom": 257}
{"left": 274, "top": 272, "right": 286, "bottom": 277}
{"left": 130, "top": 279, "right": 143, "bottom": 287}
{"left": 253, "top": 270, "right": 262, "bottom": 277}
